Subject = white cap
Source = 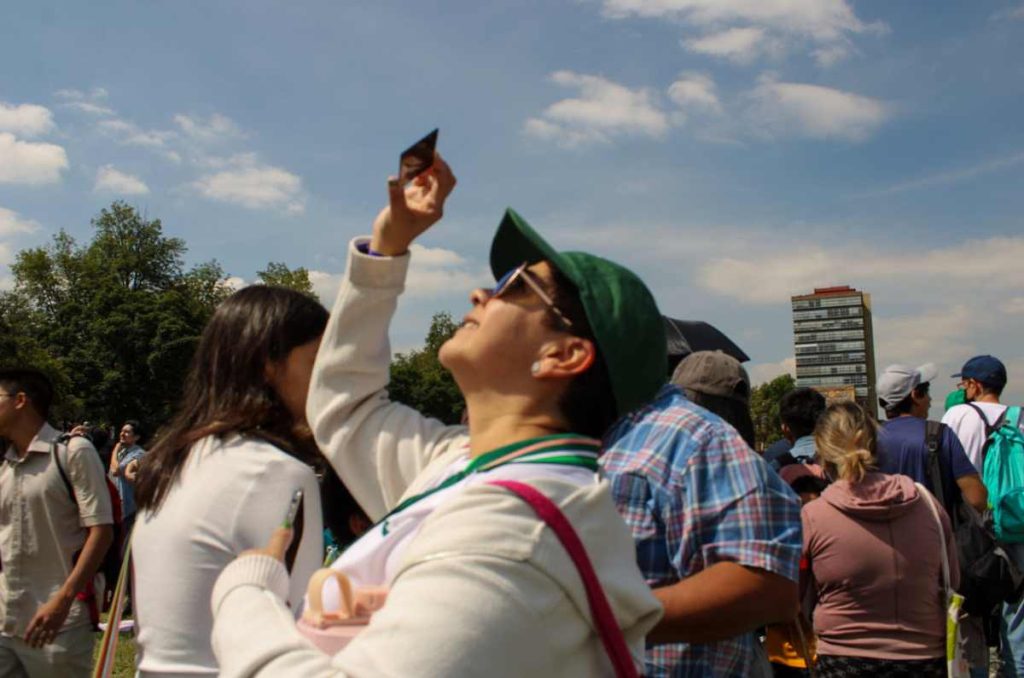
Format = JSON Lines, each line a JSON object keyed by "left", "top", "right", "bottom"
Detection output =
{"left": 876, "top": 363, "right": 938, "bottom": 407}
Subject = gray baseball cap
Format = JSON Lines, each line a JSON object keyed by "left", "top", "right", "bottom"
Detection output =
{"left": 671, "top": 350, "right": 751, "bottom": 404}
{"left": 876, "top": 363, "right": 938, "bottom": 406}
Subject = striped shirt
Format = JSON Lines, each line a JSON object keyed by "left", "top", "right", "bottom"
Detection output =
{"left": 601, "top": 385, "right": 802, "bottom": 677}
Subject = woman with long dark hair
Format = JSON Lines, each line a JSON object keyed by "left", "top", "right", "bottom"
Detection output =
{"left": 131, "top": 285, "right": 328, "bottom": 677}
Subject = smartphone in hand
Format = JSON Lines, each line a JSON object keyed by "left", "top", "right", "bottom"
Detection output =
{"left": 398, "top": 129, "right": 438, "bottom": 185}
{"left": 282, "top": 489, "right": 304, "bottom": 529}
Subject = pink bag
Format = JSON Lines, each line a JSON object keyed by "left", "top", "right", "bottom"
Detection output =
{"left": 297, "top": 569, "right": 388, "bottom": 655}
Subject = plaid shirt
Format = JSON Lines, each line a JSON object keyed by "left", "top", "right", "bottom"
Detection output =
{"left": 601, "top": 385, "right": 802, "bottom": 677}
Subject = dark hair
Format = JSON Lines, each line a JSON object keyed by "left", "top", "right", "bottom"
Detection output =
{"left": 319, "top": 461, "right": 370, "bottom": 546}
{"left": 779, "top": 387, "right": 827, "bottom": 439}
{"left": 544, "top": 266, "right": 618, "bottom": 439}
{"left": 881, "top": 383, "right": 929, "bottom": 419}
{"left": 135, "top": 286, "right": 329, "bottom": 512}
{"left": 0, "top": 367, "right": 54, "bottom": 418}
{"left": 683, "top": 390, "right": 756, "bottom": 448}
{"left": 790, "top": 475, "right": 828, "bottom": 496}
{"left": 980, "top": 382, "right": 1005, "bottom": 398}
{"left": 122, "top": 419, "right": 144, "bottom": 442}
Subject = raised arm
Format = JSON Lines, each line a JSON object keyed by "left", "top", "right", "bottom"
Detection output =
{"left": 307, "top": 157, "right": 464, "bottom": 520}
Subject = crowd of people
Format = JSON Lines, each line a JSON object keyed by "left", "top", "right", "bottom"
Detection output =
{"left": 1, "top": 152, "right": 1022, "bottom": 677}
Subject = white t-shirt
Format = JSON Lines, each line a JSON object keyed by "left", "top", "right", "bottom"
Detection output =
{"left": 133, "top": 435, "right": 323, "bottom": 677}
{"left": 941, "top": 402, "right": 1009, "bottom": 472}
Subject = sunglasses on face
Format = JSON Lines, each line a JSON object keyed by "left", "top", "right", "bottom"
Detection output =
{"left": 492, "top": 262, "right": 574, "bottom": 330}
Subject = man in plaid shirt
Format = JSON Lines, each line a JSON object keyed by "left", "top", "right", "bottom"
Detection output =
{"left": 601, "top": 384, "right": 802, "bottom": 676}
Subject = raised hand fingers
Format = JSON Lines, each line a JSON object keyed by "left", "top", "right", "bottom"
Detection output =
{"left": 267, "top": 526, "right": 294, "bottom": 561}
{"left": 432, "top": 152, "right": 457, "bottom": 197}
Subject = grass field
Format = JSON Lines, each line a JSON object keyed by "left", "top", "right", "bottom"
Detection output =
{"left": 92, "top": 617, "right": 136, "bottom": 678}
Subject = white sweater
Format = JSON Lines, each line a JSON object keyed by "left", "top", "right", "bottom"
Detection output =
{"left": 210, "top": 239, "right": 662, "bottom": 677}
{"left": 133, "top": 435, "right": 323, "bottom": 676}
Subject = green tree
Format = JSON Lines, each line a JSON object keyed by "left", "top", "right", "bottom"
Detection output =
{"left": 388, "top": 312, "right": 464, "bottom": 424}
{"left": 2, "top": 203, "right": 234, "bottom": 426}
{"left": 750, "top": 373, "right": 796, "bottom": 450}
{"left": 257, "top": 262, "right": 315, "bottom": 298}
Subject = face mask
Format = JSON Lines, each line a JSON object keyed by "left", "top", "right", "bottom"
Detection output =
{"left": 945, "top": 388, "right": 967, "bottom": 411}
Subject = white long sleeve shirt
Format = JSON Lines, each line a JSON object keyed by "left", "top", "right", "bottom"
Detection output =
{"left": 133, "top": 435, "right": 323, "bottom": 677}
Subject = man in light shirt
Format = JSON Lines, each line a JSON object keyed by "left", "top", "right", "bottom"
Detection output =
{"left": 0, "top": 368, "right": 113, "bottom": 677}
{"left": 941, "top": 355, "right": 1008, "bottom": 472}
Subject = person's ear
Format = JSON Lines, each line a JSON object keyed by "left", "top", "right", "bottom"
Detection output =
{"left": 532, "top": 337, "right": 595, "bottom": 379}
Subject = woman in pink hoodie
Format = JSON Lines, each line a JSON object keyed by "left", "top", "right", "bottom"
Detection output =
{"left": 801, "top": 402, "right": 957, "bottom": 678}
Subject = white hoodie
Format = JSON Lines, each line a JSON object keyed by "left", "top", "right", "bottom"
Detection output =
{"left": 209, "top": 239, "right": 662, "bottom": 677}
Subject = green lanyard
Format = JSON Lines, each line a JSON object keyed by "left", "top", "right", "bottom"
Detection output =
{"left": 378, "top": 432, "right": 600, "bottom": 527}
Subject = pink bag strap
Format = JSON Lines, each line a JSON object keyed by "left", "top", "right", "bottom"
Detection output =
{"left": 488, "top": 479, "right": 639, "bottom": 678}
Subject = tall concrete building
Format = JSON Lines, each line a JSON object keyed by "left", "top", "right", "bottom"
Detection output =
{"left": 791, "top": 285, "right": 878, "bottom": 412}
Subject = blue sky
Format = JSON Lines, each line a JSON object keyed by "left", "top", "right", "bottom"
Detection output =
{"left": 2, "top": 0, "right": 1023, "bottom": 410}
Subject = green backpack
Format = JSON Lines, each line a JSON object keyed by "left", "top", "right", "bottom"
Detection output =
{"left": 979, "top": 406, "right": 1024, "bottom": 543}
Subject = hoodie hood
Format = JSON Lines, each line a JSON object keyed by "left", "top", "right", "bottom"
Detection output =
{"left": 822, "top": 471, "right": 921, "bottom": 521}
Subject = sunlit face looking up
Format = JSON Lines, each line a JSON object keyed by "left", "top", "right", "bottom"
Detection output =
{"left": 438, "top": 261, "right": 576, "bottom": 385}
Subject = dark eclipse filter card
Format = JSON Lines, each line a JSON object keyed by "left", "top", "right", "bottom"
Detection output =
{"left": 398, "top": 129, "right": 438, "bottom": 185}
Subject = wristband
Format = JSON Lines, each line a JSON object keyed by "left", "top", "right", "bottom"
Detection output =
{"left": 357, "top": 242, "right": 386, "bottom": 258}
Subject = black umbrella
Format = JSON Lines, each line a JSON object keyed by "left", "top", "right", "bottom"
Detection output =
{"left": 663, "top": 316, "right": 750, "bottom": 363}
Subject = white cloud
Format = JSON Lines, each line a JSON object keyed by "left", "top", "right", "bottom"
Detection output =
{"left": 0, "top": 102, "right": 56, "bottom": 137}
{"left": 69, "top": 101, "right": 115, "bottom": 116}
{"left": 174, "top": 113, "right": 245, "bottom": 142}
{"left": 697, "top": 236, "right": 1024, "bottom": 305}
{"left": 54, "top": 87, "right": 109, "bottom": 101}
{"left": 747, "top": 75, "right": 887, "bottom": 142}
{"left": 857, "top": 150, "right": 1024, "bottom": 197}
{"left": 193, "top": 156, "right": 305, "bottom": 213}
{"left": 405, "top": 244, "right": 491, "bottom": 298}
{"left": 599, "top": 0, "right": 883, "bottom": 66}
{"left": 0, "top": 206, "right": 41, "bottom": 238}
{"left": 308, "top": 244, "right": 489, "bottom": 306}
{"left": 224, "top": 276, "right": 246, "bottom": 291}
{"left": 874, "top": 305, "right": 977, "bottom": 368}
{"left": 748, "top": 356, "right": 795, "bottom": 386}
{"left": 0, "top": 133, "right": 69, "bottom": 185}
{"left": 55, "top": 87, "right": 114, "bottom": 116}
{"left": 0, "top": 206, "right": 42, "bottom": 289}
{"left": 98, "top": 118, "right": 176, "bottom": 149}
{"left": 992, "top": 4, "right": 1024, "bottom": 20}
{"left": 308, "top": 270, "right": 344, "bottom": 305}
{"left": 683, "top": 27, "right": 778, "bottom": 64}
{"left": 94, "top": 165, "right": 150, "bottom": 195}
{"left": 667, "top": 72, "right": 722, "bottom": 115}
{"left": 524, "top": 71, "right": 670, "bottom": 147}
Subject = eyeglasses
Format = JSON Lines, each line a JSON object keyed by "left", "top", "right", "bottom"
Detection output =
{"left": 492, "top": 262, "right": 574, "bottom": 329}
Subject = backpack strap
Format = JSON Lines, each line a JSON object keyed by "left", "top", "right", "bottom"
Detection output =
{"left": 51, "top": 441, "right": 77, "bottom": 504}
{"left": 50, "top": 440, "right": 102, "bottom": 627}
{"left": 966, "top": 403, "right": 1008, "bottom": 463}
{"left": 924, "top": 420, "right": 946, "bottom": 509}
{"left": 488, "top": 479, "right": 639, "bottom": 678}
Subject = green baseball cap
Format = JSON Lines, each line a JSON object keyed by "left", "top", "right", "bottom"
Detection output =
{"left": 489, "top": 208, "right": 666, "bottom": 417}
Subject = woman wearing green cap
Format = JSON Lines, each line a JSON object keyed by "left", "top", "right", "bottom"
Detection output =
{"left": 208, "top": 154, "right": 665, "bottom": 677}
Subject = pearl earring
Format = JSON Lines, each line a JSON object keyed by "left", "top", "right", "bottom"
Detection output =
{"left": 530, "top": 361, "right": 541, "bottom": 375}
